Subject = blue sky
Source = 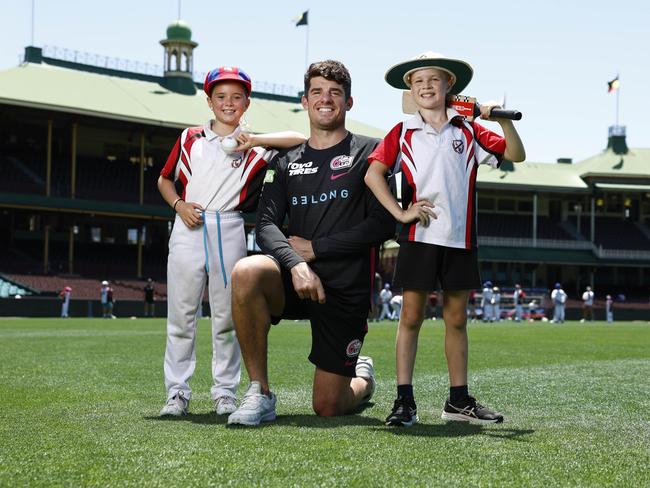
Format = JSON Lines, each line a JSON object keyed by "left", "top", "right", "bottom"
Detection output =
{"left": 2, "top": 0, "right": 648, "bottom": 163}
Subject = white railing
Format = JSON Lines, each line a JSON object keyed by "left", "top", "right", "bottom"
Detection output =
{"left": 478, "top": 236, "right": 594, "bottom": 250}
{"left": 41, "top": 45, "right": 301, "bottom": 98}
{"left": 595, "top": 248, "right": 650, "bottom": 260}
{"left": 479, "top": 236, "right": 650, "bottom": 259}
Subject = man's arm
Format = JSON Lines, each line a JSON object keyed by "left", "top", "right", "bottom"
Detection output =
{"left": 310, "top": 189, "right": 396, "bottom": 258}
{"left": 256, "top": 155, "right": 326, "bottom": 304}
{"left": 255, "top": 159, "right": 304, "bottom": 270}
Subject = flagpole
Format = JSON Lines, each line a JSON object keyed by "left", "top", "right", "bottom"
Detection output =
{"left": 616, "top": 74, "right": 621, "bottom": 127}
{"left": 305, "top": 23, "right": 309, "bottom": 70}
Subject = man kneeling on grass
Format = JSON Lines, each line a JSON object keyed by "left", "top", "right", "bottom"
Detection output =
{"left": 227, "top": 60, "right": 394, "bottom": 426}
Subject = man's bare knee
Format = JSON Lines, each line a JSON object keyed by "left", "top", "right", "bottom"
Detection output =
{"left": 313, "top": 397, "right": 343, "bottom": 417}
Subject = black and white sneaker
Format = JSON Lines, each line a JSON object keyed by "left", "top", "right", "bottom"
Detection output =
{"left": 441, "top": 395, "right": 504, "bottom": 424}
{"left": 385, "top": 397, "right": 418, "bottom": 427}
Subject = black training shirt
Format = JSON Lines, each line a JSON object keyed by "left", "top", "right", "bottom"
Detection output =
{"left": 256, "top": 132, "right": 395, "bottom": 293}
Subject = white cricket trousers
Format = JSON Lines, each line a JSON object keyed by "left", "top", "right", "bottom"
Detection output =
{"left": 164, "top": 211, "right": 245, "bottom": 401}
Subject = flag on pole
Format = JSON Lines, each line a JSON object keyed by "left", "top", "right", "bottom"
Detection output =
{"left": 607, "top": 76, "right": 620, "bottom": 93}
{"left": 294, "top": 10, "right": 308, "bottom": 27}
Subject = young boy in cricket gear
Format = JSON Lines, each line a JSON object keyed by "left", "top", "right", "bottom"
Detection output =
{"left": 158, "top": 66, "right": 305, "bottom": 417}
{"left": 365, "top": 52, "right": 525, "bottom": 427}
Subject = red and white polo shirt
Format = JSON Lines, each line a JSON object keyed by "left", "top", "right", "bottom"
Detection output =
{"left": 369, "top": 109, "right": 505, "bottom": 249}
{"left": 160, "top": 121, "right": 277, "bottom": 213}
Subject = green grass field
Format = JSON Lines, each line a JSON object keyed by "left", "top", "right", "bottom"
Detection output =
{"left": 1, "top": 318, "right": 649, "bottom": 487}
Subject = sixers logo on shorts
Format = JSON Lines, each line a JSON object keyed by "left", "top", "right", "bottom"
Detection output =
{"left": 345, "top": 339, "right": 362, "bottom": 358}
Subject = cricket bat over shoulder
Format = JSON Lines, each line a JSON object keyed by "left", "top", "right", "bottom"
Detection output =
{"left": 401, "top": 92, "right": 522, "bottom": 121}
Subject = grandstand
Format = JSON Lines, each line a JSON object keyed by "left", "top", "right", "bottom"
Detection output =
{"left": 0, "top": 21, "right": 649, "bottom": 318}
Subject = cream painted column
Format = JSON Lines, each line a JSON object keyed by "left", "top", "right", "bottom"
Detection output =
{"left": 46, "top": 119, "right": 52, "bottom": 197}
{"left": 68, "top": 226, "right": 75, "bottom": 274}
{"left": 532, "top": 193, "right": 538, "bottom": 247}
{"left": 139, "top": 131, "right": 145, "bottom": 205}
{"left": 590, "top": 197, "right": 595, "bottom": 243}
{"left": 137, "top": 225, "right": 144, "bottom": 278}
{"left": 71, "top": 123, "right": 77, "bottom": 199}
{"left": 43, "top": 224, "right": 50, "bottom": 274}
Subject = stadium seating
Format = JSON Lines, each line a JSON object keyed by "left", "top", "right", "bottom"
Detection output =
{"left": 6, "top": 274, "right": 167, "bottom": 301}
{"left": 578, "top": 217, "right": 650, "bottom": 250}
{"left": 477, "top": 213, "right": 575, "bottom": 240}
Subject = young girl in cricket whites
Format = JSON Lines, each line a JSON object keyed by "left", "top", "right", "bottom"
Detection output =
{"left": 365, "top": 52, "right": 525, "bottom": 426}
{"left": 158, "top": 67, "right": 305, "bottom": 416}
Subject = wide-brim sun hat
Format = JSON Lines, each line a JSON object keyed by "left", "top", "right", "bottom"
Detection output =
{"left": 385, "top": 51, "right": 473, "bottom": 95}
{"left": 204, "top": 66, "right": 252, "bottom": 96}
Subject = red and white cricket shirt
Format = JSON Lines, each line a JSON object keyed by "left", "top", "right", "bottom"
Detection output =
{"left": 369, "top": 109, "right": 505, "bottom": 249}
{"left": 161, "top": 121, "right": 277, "bottom": 213}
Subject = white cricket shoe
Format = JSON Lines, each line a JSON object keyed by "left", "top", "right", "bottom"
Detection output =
{"left": 159, "top": 392, "right": 189, "bottom": 416}
{"left": 227, "top": 381, "right": 276, "bottom": 426}
{"left": 356, "top": 356, "right": 376, "bottom": 403}
{"left": 215, "top": 396, "right": 237, "bottom": 415}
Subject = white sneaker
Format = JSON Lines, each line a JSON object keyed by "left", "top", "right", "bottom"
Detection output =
{"left": 160, "top": 392, "right": 189, "bottom": 416}
{"left": 355, "top": 356, "right": 376, "bottom": 403}
{"left": 227, "top": 381, "right": 276, "bottom": 426}
{"left": 215, "top": 396, "right": 237, "bottom": 415}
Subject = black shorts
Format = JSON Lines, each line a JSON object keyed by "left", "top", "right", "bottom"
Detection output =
{"left": 271, "top": 265, "right": 368, "bottom": 377}
{"left": 393, "top": 241, "right": 481, "bottom": 291}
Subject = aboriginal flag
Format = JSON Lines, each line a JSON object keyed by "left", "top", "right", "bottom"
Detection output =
{"left": 607, "top": 76, "right": 620, "bottom": 93}
{"left": 295, "top": 10, "right": 308, "bottom": 27}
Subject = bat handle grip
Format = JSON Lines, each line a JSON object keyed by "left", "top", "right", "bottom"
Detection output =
{"left": 489, "top": 108, "right": 522, "bottom": 120}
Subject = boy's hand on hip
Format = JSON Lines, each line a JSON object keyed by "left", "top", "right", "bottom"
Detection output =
{"left": 291, "top": 263, "right": 326, "bottom": 303}
{"left": 177, "top": 201, "right": 204, "bottom": 228}
{"left": 400, "top": 200, "right": 436, "bottom": 227}
{"left": 288, "top": 236, "right": 315, "bottom": 262}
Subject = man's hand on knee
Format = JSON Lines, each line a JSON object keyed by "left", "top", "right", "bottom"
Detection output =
{"left": 290, "top": 263, "right": 326, "bottom": 303}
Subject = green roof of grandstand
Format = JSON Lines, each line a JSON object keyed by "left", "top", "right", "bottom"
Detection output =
{"left": 573, "top": 148, "right": 650, "bottom": 179}
{"left": 0, "top": 62, "right": 384, "bottom": 137}
{"left": 477, "top": 160, "right": 589, "bottom": 192}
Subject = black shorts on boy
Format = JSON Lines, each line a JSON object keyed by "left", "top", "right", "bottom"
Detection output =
{"left": 393, "top": 241, "right": 481, "bottom": 291}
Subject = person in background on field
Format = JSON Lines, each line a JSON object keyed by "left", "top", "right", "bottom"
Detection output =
{"left": 513, "top": 284, "right": 525, "bottom": 322}
{"left": 60, "top": 286, "right": 72, "bottom": 318}
{"left": 144, "top": 278, "right": 156, "bottom": 317}
{"left": 481, "top": 281, "right": 494, "bottom": 323}
{"left": 100, "top": 280, "right": 111, "bottom": 318}
{"left": 390, "top": 293, "right": 403, "bottom": 320}
{"left": 605, "top": 294, "right": 614, "bottom": 323}
{"left": 551, "top": 283, "right": 567, "bottom": 323}
{"left": 492, "top": 286, "right": 501, "bottom": 322}
{"left": 371, "top": 272, "right": 383, "bottom": 321}
{"left": 581, "top": 286, "right": 594, "bottom": 323}
{"left": 527, "top": 300, "right": 538, "bottom": 322}
{"left": 467, "top": 289, "right": 476, "bottom": 322}
{"left": 379, "top": 283, "right": 393, "bottom": 321}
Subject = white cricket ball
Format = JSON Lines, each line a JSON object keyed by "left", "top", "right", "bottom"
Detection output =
{"left": 221, "top": 137, "right": 238, "bottom": 153}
